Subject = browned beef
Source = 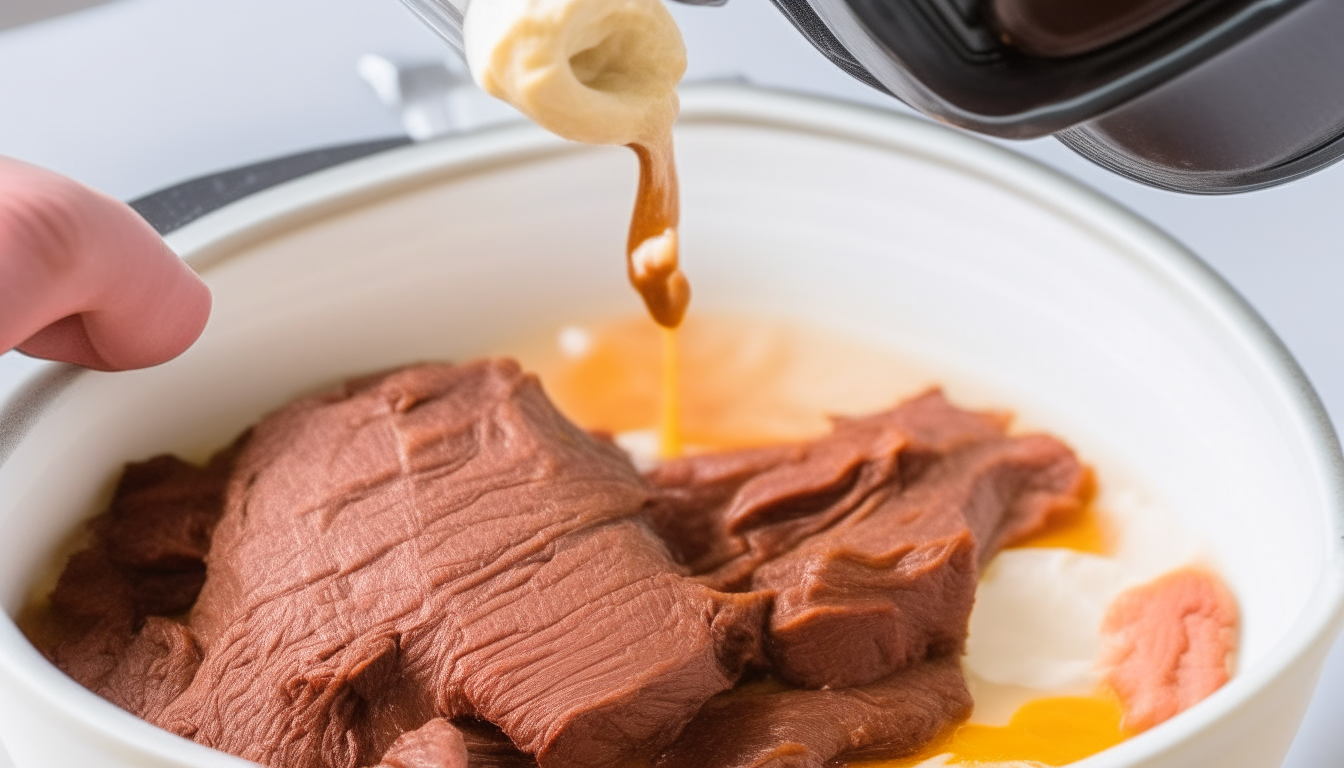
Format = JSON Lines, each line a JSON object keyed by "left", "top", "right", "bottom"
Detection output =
{"left": 647, "top": 391, "right": 1092, "bottom": 688}
{"left": 375, "top": 719, "right": 468, "bottom": 768}
{"left": 455, "top": 721, "right": 539, "bottom": 768}
{"left": 645, "top": 391, "right": 1007, "bottom": 590}
{"left": 35, "top": 369, "right": 1094, "bottom": 768}
{"left": 759, "top": 434, "right": 1093, "bottom": 688}
{"left": 654, "top": 655, "right": 972, "bottom": 768}
{"left": 74, "top": 361, "right": 767, "bottom": 768}
{"left": 98, "top": 449, "right": 238, "bottom": 569}
{"left": 43, "top": 444, "right": 237, "bottom": 698}
{"left": 43, "top": 547, "right": 138, "bottom": 687}
{"left": 96, "top": 616, "right": 203, "bottom": 723}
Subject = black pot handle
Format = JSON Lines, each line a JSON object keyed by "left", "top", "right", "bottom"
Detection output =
{"left": 129, "top": 136, "right": 412, "bottom": 236}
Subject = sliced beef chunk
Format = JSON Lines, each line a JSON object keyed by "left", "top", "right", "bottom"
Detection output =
{"left": 376, "top": 719, "right": 468, "bottom": 768}
{"left": 455, "top": 721, "right": 538, "bottom": 768}
{"left": 99, "top": 446, "right": 239, "bottom": 571}
{"left": 759, "top": 434, "right": 1093, "bottom": 688}
{"left": 654, "top": 655, "right": 972, "bottom": 768}
{"left": 112, "top": 361, "right": 767, "bottom": 768}
{"left": 43, "top": 442, "right": 239, "bottom": 693}
{"left": 44, "top": 547, "right": 139, "bottom": 691}
{"left": 98, "top": 617, "right": 202, "bottom": 723}
{"left": 35, "top": 367, "right": 1096, "bottom": 768}
{"left": 645, "top": 391, "right": 1007, "bottom": 590}
{"left": 647, "top": 391, "right": 1091, "bottom": 689}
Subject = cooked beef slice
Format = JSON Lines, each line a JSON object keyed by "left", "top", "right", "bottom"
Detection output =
{"left": 645, "top": 391, "right": 1007, "bottom": 590}
{"left": 454, "top": 721, "right": 539, "bottom": 768}
{"left": 647, "top": 392, "right": 1092, "bottom": 689}
{"left": 759, "top": 434, "right": 1093, "bottom": 688}
{"left": 98, "top": 447, "right": 240, "bottom": 572}
{"left": 97, "top": 616, "right": 203, "bottom": 723}
{"left": 90, "top": 360, "right": 770, "bottom": 768}
{"left": 654, "top": 655, "right": 972, "bottom": 768}
{"left": 376, "top": 718, "right": 468, "bottom": 768}
{"left": 43, "top": 444, "right": 238, "bottom": 694}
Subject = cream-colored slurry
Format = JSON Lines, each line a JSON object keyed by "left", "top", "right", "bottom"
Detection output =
{"left": 464, "top": 0, "right": 685, "bottom": 147}
{"left": 465, "top": 0, "right": 690, "bottom": 327}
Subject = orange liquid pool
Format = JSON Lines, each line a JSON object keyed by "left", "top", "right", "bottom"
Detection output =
{"left": 873, "top": 689, "right": 1130, "bottom": 767}
{"left": 1013, "top": 503, "right": 1114, "bottom": 556}
{"left": 512, "top": 314, "right": 937, "bottom": 451}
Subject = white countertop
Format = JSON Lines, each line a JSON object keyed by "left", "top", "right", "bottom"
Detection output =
{"left": 0, "top": 0, "right": 1340, "bottom": 764}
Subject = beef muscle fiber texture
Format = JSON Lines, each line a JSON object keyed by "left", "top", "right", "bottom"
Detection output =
{"left": 41, "top": 444, "right": 240, "bottom": 718}
{"left": 35, "top": 369, "right": 1094, "bottom": 768}
{"left": 654, "top": 655, "right": 972, "bottom": 768}
{"left": 640, "top": 391, "right": 1090, "bottom": 765}
{"left": 45, "top": 361, "right": 767, "bottom": 768}
{"left": 648, "top": 390, "right": 1093, "bottom": 688}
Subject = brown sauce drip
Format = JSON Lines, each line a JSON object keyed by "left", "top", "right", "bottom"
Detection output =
{"left": 627, "top": 135, "right": 690, "bottom": 329}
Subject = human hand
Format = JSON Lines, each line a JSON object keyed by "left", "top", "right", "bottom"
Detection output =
{"left": 0, "top": 157, "right": 210, "bottom": 370}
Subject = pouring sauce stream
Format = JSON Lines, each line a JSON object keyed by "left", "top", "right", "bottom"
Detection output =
{"left": 627, "top": 135, "right": 689, "bottom": 456}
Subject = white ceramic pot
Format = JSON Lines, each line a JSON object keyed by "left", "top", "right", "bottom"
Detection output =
{"left": 0, "top": 85, "right": 1340, "bottom": 768}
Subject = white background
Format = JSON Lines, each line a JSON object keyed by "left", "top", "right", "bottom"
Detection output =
{"left": 0, "top": 0, "right": 1339, "bottom": 765}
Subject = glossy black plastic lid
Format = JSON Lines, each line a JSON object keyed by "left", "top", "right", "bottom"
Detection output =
{"left": 770, "top": 0, "right": 1306, "bottom": 138}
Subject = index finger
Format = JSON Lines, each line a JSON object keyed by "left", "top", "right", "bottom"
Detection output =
{"left": 0, "top": 157, "right": 211, "bottom": 370}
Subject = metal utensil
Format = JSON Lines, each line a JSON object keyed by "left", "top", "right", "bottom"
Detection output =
{"left": 399, "top": 0, "right": 470, "bottom": 52}
{"left": 397, "top": 0, "right": 726, "bottom": 52}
